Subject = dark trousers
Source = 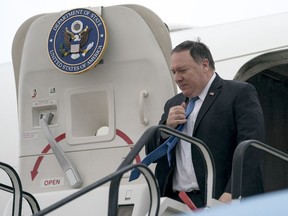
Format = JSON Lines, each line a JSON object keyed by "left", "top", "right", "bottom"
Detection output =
{"left": 170, "top": 190, "right": 204, "bottom": 208}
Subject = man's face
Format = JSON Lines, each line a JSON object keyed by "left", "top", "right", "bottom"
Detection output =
{"left": 171, "top": 50, "right": 209, "bottom": 98}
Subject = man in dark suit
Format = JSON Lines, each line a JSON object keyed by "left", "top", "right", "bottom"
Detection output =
{"left": 146, "top": 40, "right": 265, "bottom": 208}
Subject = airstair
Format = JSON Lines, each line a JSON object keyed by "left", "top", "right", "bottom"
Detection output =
{"left": 2, "top": 127, "right": 288, "bottom": 215}
{"left": 1, "top": 125, "right": 216, "bottom": 215}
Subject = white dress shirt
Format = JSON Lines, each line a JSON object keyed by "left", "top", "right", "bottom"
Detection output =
{"left": 173, "top": 73, "right": 216, "bottom": 192}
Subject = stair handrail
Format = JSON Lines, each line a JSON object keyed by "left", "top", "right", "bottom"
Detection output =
{"left": 0, "top": 183, "right": 40, "bottom": 215}
{"left": 0, "top": 161, "right": 40, "bottom": 215}
{"left": 231, "top": 139, "right": 288, "bottom": 199}
{"left": 33, "top": 163, "right": 159, "bottom": 216}
{"left": 109, "top": 125, "right": 216, "bottom": 214}
{"left": 0, "top": 161, "right": 23, "bottom": 216}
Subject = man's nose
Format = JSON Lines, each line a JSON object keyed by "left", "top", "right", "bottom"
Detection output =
{"left": 174, "top": 72, "right": 182, "bottom": 82}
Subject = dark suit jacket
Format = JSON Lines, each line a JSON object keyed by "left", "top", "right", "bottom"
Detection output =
{"left": 146, "top": 73, "right": 265, "bottom": 203}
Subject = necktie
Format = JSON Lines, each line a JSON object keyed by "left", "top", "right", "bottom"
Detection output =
{"left": 129, "top": 96, "right": 199, "bottom": 181}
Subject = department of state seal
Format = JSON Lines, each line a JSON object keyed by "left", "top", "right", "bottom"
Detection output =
{"left": 48, "top": 8, "right": 108, "bottom": 74}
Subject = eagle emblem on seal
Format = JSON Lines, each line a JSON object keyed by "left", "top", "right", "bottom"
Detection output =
{"left": 60, "top": 20, "right": 94, "bottom": 60}
{"left": 48, "top": 8, "right": 108, "bottom": 74}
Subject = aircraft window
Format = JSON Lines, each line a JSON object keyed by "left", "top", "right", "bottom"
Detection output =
{"left": 65, "top": 85, "right": 115, "bottom": 145}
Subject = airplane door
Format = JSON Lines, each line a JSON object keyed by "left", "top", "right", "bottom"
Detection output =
{"left": 14, "top": 5, "right": 176, "bottom": 193}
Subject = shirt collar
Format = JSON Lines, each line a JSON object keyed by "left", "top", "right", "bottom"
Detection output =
{"left": 198, "top": 72, "right": 216, "bottom": 101}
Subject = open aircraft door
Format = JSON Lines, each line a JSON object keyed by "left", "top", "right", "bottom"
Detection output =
{"left": 234, "top": 50, "right": 288, "bottom": 193}
{"left": 13, "top": 4, "right": 176, "bottom": 194}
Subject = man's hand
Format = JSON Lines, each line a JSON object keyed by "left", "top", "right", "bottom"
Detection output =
{"left": 219, "top": 192, "right": 232, "bottom": 204}
{"left": 166, "top": 102, "right": 187, "bottom": 128}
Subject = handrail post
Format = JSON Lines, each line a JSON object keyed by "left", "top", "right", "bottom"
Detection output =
{"left": 0, "top": 162, "right": 23, "bottom": 216}
{"left": 108, "top": 126, "right": 158, "bottom": 215}
{"left": 111, "top": 125, "right": 216, "bottom": 209}
{"left": 34, "top": 164, "right": 159, "bottom": 216}
{"left": 231, "top": 139, "right": 288, "bottom": 199}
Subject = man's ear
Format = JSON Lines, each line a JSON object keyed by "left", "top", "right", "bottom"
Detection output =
{"left": 202, "top": 59, "right": 210, "bottom": 71}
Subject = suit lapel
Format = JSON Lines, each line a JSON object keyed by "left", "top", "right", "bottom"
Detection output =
{"left": 193, "top": 74, "right": 223, "bottom": 133}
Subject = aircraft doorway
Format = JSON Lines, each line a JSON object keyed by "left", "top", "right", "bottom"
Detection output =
{"left": 235, "top": 49, "right": 288, "bottom": 194}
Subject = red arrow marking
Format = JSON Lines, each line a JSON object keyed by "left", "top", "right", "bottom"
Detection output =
{"left": 31, "top": 133, "right": 65, "bottom": 181}
{"left": 31, "top": 130, "right": 139, "bottom": 181}
{"left": 41, "top": 133, "right": 66, "bottom": 153}
{"left": 116, "top": 129, "right": 141, "bottom": 163}
{"left": 30, "top": 156, "right": 43, "bottom": 181}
